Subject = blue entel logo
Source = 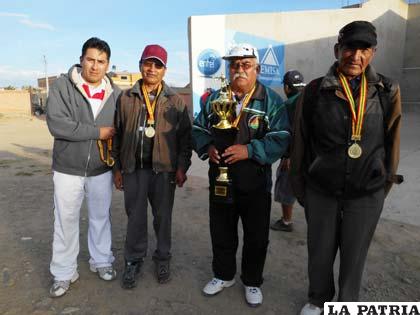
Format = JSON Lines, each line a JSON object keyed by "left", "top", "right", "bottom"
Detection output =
{"left": 197, "top": 49, "right": 222, "bottom": 76}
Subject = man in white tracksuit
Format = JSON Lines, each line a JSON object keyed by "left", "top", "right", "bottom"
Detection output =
{"left": 46, "top": 37, "right": 120, "bottom": 297}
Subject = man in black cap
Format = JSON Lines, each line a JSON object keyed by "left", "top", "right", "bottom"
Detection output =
{"left": 271, "top": 70, "right": 305, "bottom": 232}
{"left": 291, "top": 21, "right": 402, "bottom": 315}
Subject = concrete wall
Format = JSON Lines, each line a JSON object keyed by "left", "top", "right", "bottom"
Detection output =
{"left": 190, "top": 0, "right": 416, "bottom": 107}
{"left": 401, "top": 3, "right": 420, "bottom": 111}
{"left": 0, "top": 90, "right": 31, "bottom": 116}
{"left": 224, "top": 0, "right": 408, "bottom": 88}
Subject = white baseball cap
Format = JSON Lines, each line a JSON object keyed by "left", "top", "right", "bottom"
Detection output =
{"left": 223, "top": 43, "right": 259, "bottom": 63}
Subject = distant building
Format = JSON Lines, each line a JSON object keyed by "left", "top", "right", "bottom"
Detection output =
{"left": 108, "top": 72, "right": 142, "bottom": 89}
{"left": 172, "top": 83, "right": 192, "bottom": 110}
{"left": 37, "top": 72, "right": 142, "bottom": 91}
{"left": 37, "top": 76, "right": 58, "bottom": 90}
{"left": 36, "top": 72, "right": 193, "bottom": 115}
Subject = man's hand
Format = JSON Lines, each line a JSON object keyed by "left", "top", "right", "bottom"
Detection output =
{"left": 280, "top": 158, "right": 291, "bottom": 171}
{"left": 208, "top": 145, "right": 221, "bottom": 164}
{"left": 113, "top": 169, "right": 123, "bottom": 191}
{"left": 222, "top": 144, "right": 248, "bottom": 164}
{"left": 99, "top": 127, "right": 115, "bottom": 140}
{"left": 175, "top": 169, "right": 187, "bottom": 187}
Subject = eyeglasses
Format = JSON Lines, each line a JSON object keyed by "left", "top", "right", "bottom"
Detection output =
{"left": 141, "top": 60, "right": 165, "bottom": 70}
{"left": 229, "top": 61, "right": 255, "bottom": 71}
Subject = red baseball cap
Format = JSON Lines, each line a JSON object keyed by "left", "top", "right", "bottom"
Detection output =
{"left": 140, "top": 44, "right": 167, "bottom": 67}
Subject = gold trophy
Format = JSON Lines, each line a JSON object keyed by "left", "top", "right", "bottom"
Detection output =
{"left": 211, "top": 75, "right": 237, "bottom": 203}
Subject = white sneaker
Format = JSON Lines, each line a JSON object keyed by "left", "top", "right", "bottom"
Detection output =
{"left": 244, "top": 286, "right": 263, "bottom": 307}
{"left": 90, "top": 265, "right": 116, "bottom": 281}
{"left": 202, "top": 277, "right": 235, "bottom": 296}
{"left": 49, "top": 272, "right": 79, "bottom": 298}
{"left": 300, "top": 303, "right": 323, "bottom": 315}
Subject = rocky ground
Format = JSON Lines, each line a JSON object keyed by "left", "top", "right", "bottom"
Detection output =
{"left": 0, "top": 113, "right": 419, "bottom": 315}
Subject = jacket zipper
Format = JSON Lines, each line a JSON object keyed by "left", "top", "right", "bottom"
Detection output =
{"left": 81, "top": 87, "right": 96, "bottom": 177}
{"left": 140, "top": 103, "right": 147, "bottom": 169}
{"left": 85, "top": 139, "right": 93, "bottom": 176}
{"left": 153, "top": 102, "right": 159, "bottom": 173}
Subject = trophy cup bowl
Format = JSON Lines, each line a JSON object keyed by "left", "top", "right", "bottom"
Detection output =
{"left": 210, "top": 76, "right": 237, "bottom": 203}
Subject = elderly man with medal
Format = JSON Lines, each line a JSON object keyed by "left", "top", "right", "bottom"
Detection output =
{"left": 112, "top": 44, "right": 192, "bottom": 289}
{"left": 193, "top": 43, "right": 290, "bottom": 307}
{"left": 290, "top": 21, "right": 403, "bottom": 315}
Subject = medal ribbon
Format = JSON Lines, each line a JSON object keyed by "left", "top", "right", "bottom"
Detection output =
{"left": 338, "top": 72, "right": 368, "bottom": 141}
{"left": 229, "top": 85, "right": 257, "bottom": 128}
{"left": 141, "top": 83, "right": 162, "bottom": 125}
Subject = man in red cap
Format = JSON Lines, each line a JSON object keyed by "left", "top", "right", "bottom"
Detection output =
{"left": 291, "top": 21, "right": 402, "bottom": 315}
{"left": 112, "top": 44, "right": 192, "bottom": 289}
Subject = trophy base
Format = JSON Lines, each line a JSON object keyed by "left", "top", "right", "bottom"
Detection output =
{"left": 212, "top": 180, "right": 234, "bottom": 204}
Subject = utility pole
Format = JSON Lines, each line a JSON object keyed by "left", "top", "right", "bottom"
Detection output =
{"left": 43, "top": 55, "right": 49, "bottom": 96}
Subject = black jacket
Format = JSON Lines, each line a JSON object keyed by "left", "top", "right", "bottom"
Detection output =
{"left": 291, "top": 63, "right": 401, "bottom": 203}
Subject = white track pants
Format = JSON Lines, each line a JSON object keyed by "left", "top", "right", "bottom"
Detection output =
{"left": 50, "top": 170, "right": 115, "bottom": 281}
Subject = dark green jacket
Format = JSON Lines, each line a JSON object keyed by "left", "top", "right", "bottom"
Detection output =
{"left": 192, "top": 81, "right": 290, "bottom": 192}
{"left": 193, "top": 81, "right": 290, "bottom": 164}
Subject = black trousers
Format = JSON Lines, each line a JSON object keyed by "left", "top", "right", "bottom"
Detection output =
{"left": 209, "top": 188, "right": 271, "bottom": 287}
{"left": 123, "top": 169, "right": 176, "bottom": 263}
{"left": 304, "top": 186, "right": 385, "bottom": 307}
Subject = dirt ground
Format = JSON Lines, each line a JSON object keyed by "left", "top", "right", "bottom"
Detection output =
{"left": 0, "top": 113, "right": 419, "bottom": 315}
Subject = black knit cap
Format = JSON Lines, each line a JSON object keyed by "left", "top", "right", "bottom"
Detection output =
{"left": 338, "top": 20, "right": 377, "bottom": 47}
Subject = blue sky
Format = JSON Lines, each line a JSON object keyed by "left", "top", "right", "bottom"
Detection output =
{"left": 0, "top": 0, "right": 354, "bottom": 88}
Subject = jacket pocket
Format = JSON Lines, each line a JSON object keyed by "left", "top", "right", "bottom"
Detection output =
{"left": 359, "top": 157, "right": 386, "bottom": 192}
{"left": 307, "top": 155, "right": 345, "bottom": 193}
{"left": 53, "top": 140, "right": 70, "bottom": 156}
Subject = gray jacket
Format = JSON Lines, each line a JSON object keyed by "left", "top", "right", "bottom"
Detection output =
{"left": 46, "top": 64, "right": 121, "bottom": 176}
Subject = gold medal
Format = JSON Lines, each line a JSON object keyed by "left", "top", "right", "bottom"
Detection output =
{"left": 348, "top": 142, "right": 362, "bottom": 159}
{"left": 338, "top": 72, "right": 368, "bottom": 160}
{"left": 141, "top": 83, "right": 162, "bottom": 135}
{"left": 145, "top": 125, "right": 155, "bottom": 138}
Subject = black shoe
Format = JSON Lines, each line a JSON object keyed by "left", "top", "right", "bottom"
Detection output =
{"left": 121, "top": 261, "right": 142, "bottom": 289}
{"left": 155, "top": 260, "right": 171, "bottom": 284}
{"left": 270, "top": 218, "right": 293, "bottom": 232}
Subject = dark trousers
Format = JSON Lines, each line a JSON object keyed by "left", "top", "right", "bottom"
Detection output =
{"left": 304, "top": 186, "right": 385, "bottom": 307}
{"left": 209, "top": 188, "right": 271, "bottom": 287}
{"left": 123, "top": 169, "right": 176, "bottom": 262}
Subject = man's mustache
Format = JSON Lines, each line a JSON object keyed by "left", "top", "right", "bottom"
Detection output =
{"left": 233, "top": 72, "right": 248, "bottom": 80}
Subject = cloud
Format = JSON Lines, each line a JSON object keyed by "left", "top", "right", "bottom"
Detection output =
{"left": 0, "top": 12, "right": 55, "bottom": 31}
{"left": 19, "top": 18, "right": 55, "bottom": 31}
{"left": 0, "top": 65, "right": 43, "bottom": 87}
{"left": 0, "top": 12, "right": 29, "bottom": 18}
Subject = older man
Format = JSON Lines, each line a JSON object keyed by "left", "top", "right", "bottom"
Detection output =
{"left": 113, "top": 44, "right": 192, "bottom": 289}
{"left": 291, "top": 21, "right": 402, "bottom": 315}
{"left": 193, "top": 43, "right": 290, "bottom": 307}
{"left": 46, "top": 37, "right": 120, "bottom": 297}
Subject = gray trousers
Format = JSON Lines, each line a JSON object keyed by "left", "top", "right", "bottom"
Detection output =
{"left": 304, "top": 186, "right": 385, "bottom": 307}
{"left": 123, "top": 169, "right": 176, "bottom": 263}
